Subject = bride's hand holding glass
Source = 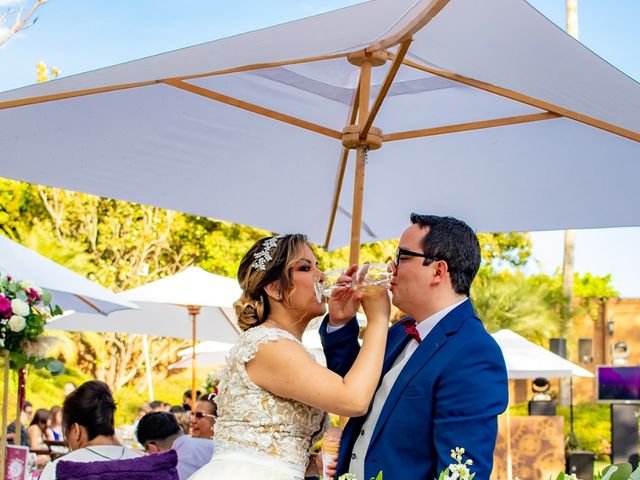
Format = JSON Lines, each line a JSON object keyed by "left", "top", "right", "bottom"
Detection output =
{"left": 322, "top": 265, "right": 362, "bottom": 325}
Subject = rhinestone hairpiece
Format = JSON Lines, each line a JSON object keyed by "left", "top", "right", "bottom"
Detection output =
{"left": 251, "top": 235, "right": 285, "bottom": 271}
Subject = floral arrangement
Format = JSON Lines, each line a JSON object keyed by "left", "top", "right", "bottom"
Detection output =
{"left": 203, "top": 368, "right": 222, "bottom": 395}
{"left": 438, "top": 447, "right": 475, "bottom": 480}
{"left": 0, "top": 273, "right": 64, "bottom": 372}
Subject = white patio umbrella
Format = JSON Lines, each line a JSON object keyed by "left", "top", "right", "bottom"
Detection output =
{"left": 119, "top": 266, "right": 240, "bottom": 404}
{"left": 0, "top": 0, "right": 639, "bottom": 265}
{"left": 492, "top": 329, "right": 593, "bottom": 379}
{"left": 169, "top": 329, "right": 328, "bottom": 369}
{"left": 0, "top": 235, "right": 137, "bottom": 315}
{"left": 491, "top": 329, "right": 593, "bottom": 480}
{"left": 47, "top": 266, "right": 241, "bottom": 402}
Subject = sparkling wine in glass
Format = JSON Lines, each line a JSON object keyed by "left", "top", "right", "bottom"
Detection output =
{"left": 353, "top": 263, "right": 393, "bottom": 293}
{"left": 314, "top": 269, "right": 345, "bottom": 302}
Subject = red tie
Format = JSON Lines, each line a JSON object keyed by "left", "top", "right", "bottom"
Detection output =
{"left": 400, "top": 318, "right": 421, "bottom": 343}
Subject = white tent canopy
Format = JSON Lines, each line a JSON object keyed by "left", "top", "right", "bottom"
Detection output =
{"left": 0, "top": 235, "right": 137, "bottom": 315}
{"left": 492, "top": 329, "right": 593, "bottom": 379}
{"left": 1, "top": 0, "right": 639, "bottom": 250}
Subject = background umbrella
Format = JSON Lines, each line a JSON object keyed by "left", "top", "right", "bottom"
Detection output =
{"left": 49, "top": 267, "right": 241, "bottom": 404}
{"left": 0, "top": 235, "right": 137, "bottom": 315}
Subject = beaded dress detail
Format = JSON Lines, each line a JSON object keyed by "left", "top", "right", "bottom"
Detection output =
{"left": 214, "top": 325, "right": 327, "bottom": 469}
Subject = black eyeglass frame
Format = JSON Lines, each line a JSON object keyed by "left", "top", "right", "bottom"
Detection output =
{"left": 393, "top": 247, "right": 439, "bottom": 268}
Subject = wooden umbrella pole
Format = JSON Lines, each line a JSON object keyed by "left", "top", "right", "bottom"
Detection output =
{"left": 348, "top": 56, "right": 372, "bottom": 266}
{"left": 188, "top": 305, "right": 201, "bottom": 410}
{"left": 1, "top": 351, "right": 10, "bottom": 480}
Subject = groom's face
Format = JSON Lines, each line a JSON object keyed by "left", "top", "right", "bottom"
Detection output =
{"left": 390, "top": 224, "right": 433, "bottom": 317}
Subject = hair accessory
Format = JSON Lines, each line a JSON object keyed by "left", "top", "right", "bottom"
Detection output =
{"left": 251, "top": 235, "right": 285, "bottom": 271}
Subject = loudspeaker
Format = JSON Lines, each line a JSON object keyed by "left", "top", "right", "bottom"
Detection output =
{"left": 550, "top": 338, "right": 567, "bottom": 359}
{"left": 611, "top": 404, "right": 639, "bottom": 468}
{"left": 566, "top": 451, "right": 594, "bottom": 480}
{"left": 578, "top": 338, "right": 593, "bottom": 363}
{"left": 528, "top": 400, "right": 556, "bottom": 416}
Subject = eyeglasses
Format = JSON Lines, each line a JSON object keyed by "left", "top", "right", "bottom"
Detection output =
{"left": 193, "top": 412, "right": 216, "bottom": 420}
{"left": 393, "top": 247, "right": 439, "bottom": 268}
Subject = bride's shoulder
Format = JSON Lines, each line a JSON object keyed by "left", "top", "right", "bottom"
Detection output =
{"left": 235, "top": 325, "right": 300, "bottom": 362}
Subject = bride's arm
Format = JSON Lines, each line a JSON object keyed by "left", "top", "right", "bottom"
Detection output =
{"left": 246, "top": 289, "right": 390, "bottom": 417}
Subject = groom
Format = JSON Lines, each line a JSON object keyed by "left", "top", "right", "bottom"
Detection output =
{"left": 321, "top": 214, "right": 508, "bottom": 479}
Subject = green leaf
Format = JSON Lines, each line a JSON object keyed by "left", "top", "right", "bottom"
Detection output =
{"left": 41, "top": 290, "right": 52, "bottom": 305}
{"left": 46, "top": 359, "right": 65, "bottom": 375}
{"left": 610, "top": 463, "right": 632, "bottom": 479}
{"left": 599, "top": 465, "right": 619, "bottom": 480}
{"left": 34, "top": 357, "right": 47, "bottom": 369}
{"left": 629, "top": 465, "right": 640, "bottom": 480}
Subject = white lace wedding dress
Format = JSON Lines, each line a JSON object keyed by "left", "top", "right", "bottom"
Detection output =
{"left": 189, "top": 325, "right": 327, "bottom": 480}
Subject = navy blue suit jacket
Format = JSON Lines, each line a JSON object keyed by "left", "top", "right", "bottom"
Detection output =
{"left": 320, "top": 299, "right": 508, "bottom": 480}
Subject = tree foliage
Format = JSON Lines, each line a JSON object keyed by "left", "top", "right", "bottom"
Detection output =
{"left": 0, "top": 175, "right": 619, "bottom": 390}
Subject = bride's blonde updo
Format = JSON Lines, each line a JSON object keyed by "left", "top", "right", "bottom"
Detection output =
{"left": 234, "top": 234, "right": 307, "bottom": 331}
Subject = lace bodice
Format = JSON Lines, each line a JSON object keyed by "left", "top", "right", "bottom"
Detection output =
{"left": 214, "top": 325, "right": 327, "bottom": 468}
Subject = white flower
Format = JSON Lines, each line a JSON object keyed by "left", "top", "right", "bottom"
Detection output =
{"left": 8, "top": 315, "right": 26, "bottom": 332}
{"left": 0, "top": 338, "right": 4, "bottom": 347}
{"left": 11, "top": 298, "right": 29, "bottom": 316}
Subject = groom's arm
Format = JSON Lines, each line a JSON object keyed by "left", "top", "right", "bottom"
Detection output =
{"left": 433, "top": 329, "right": 509, "bottom": 478}
{"left": 319, "top": 315, "right": 360, "bottom": 377}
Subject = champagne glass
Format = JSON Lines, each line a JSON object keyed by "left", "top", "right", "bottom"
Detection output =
{"left": 353, "top": 263, "right": 392, "bottom": 293}
{"left": 314, "top": 269, "right": 344, "bottom": 302}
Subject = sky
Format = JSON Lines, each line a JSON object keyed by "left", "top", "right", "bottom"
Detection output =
{"left": 1, "top": 0, "right": 639, "bottom": 296}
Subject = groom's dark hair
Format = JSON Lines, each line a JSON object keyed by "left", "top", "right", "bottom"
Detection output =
{"left": 409, "top": 213, "right": 481, "bottom": 296}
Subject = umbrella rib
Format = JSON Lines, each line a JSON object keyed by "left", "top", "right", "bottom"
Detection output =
{"left": 0, "top": 54, "right": 349, "bottom": 111}
{"left": 163, "top": 79, "right": 342, "bottom": 140}
{"left": 366, "top": 0, "right": 452, "bottom": 53}
{"left": 323, "top": 83, "right": 361, "bottom": 249}
{"left": 72, "top": 294, "right": 107, "bottom": 315}
{"left": 402, "top": 59, "right": 640, "bottom": 143}
{"left": 384, "top": 112, "right": 560, "bottom": 141}
{"left": 361, "top": 38, "right": 412, "bottom": 139}
{"left": 0, "top": 80, "right": 158, "bottom": 110}
{"left": 165, "top": 52, "right": 349, "bottom": 82}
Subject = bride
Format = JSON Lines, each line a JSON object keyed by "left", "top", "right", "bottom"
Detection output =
{"left": 189, "top": 234, "right": 389, "bottom": 480}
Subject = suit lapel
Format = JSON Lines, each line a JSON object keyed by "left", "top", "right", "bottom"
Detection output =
{"left": 367, "top": 323, "right": 448, "bottom": 448}
{"left": 366, "top": 300, "right": 476, "bottom": 449}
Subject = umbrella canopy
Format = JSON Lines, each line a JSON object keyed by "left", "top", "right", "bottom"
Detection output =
{"left": 169, "top": 329, "right": 327, "bottom": 369}
{"left": 46, "top": 302, "right": 240, "bottom": 343}
{"left": 0, "top": 235, "right": 137, "bottom": 315}
{"left": 119, "top": 266, "right": 241, "bottom": 309}
{"left": 0, "top": 0, "right": 638, "bottom": 252}
{"left": 492, "top": 329, "right": 593, "bottom": 379}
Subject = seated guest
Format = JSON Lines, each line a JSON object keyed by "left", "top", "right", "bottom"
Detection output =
{"left": 50, "top": 406, "right": 64, "bottom": 441}
{"left": 7, "top": 401, "right": 33, "bottom": 447}
{"left": 168, "top": 406, "right": 190, "bottom": 434}
{"left": 28, "top": 408, "right": 55, "bottom": 449}
{"left": 39, "top": 380, "right": 141, "bottom": 480}
{"left": 189, "top": 394, "right": 216, "bottom": 439}
{"left": 182, "top": 390, "right": 200, "bottom": 411}
{"left": 137, "top": 412, "right": 213, "bottom": 480}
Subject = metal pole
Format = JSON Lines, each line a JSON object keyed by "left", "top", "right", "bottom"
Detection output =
{"left": 142, "top": 335, "right": 154, "bottom": 402}
{"left": 188, "top": 305, "right": 201, "bottom": 410}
